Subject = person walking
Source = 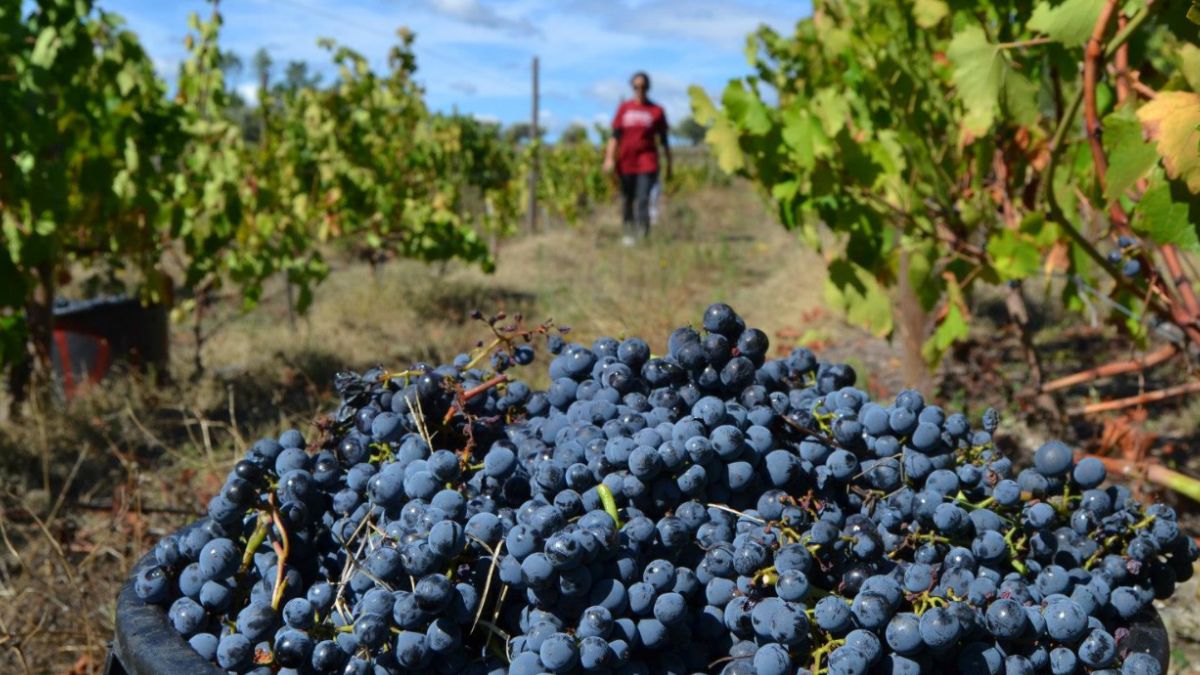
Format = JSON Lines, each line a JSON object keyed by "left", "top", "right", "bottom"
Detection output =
{"left": 603, "top": 71, "right": 671, "bottom": 246}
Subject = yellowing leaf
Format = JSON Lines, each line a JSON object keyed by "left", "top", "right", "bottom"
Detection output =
{"left": 1137, "top": 91, "right": 1200, "bottom": 193}
{"left": 688, "top": 85, "right": 718, "bottom": 126}
{"left": 1028, "top": 0, "right": 1104, "bottom": 47}
{"left": 705, "top": 120, "right": 745, "bottom": 174}
{"left": 913, "top": 0, "right": 949, "bottom": 28}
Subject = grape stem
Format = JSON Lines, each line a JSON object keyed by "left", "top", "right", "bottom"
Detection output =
{"left": 442, "top": 375, "right": 509, "bottom": 425}
{"left": 596, "top": 483, "right": 622, "bottom": 528}
{"left": 239, "top": 513, "right": 269, "bottom": 574}
{"left": 268, "top": 494, "right": 291, "bottom": 611}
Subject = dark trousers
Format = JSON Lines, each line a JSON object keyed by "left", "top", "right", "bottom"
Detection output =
{"left": 620, "top": 171, "right": 658, "bottom": 238}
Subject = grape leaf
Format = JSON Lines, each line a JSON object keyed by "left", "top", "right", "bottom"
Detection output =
{"left": 1132, "top": 174, "right": 1200, "bottom": 251}
{"left": 1180, "top": 43, "right": 1200, "bottom": 93}
{"left": 913, "top": 0, "right": 949, "bottom": 28}
{"left": 705, "top": 120, "right": 745, "bottom": 174}
{"left": 922, "top": 302, "right": 969, "bottom": 366}
{"left": 1003, "top": 71, "right": 1041, "bottom": 128}
{"left": 947, "top": 26, "right": 1005, "bottom": 134}
{"left": 688, "top": 85, "right": 718, "bottom": 126}
{"left": 1102, "top": 109, "right": 1158, "bottom": 202}
{"left": 987, "top": 229, "right": 1042, "bottom": 280}
{"left": 825, "top": 259, "right": 893, "bottom": 337}
{"left": 781, "top": 107, "right": 828, "bottom": 170}
{"left": 1137, "top": 91, "right": 1200, "bottom": 193}
{"left": 1028, "top": 0, "right": 1104, "bottom": 47}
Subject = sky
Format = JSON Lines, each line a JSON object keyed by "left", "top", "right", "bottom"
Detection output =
{"left": 98, "top": 0, "right": 809, "bottom": 138}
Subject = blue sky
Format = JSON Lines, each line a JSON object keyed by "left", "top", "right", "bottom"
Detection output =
{"left": 100, "top": 0, "right": 809, "bottom": 138}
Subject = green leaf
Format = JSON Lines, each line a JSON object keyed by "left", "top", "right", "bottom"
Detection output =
{"left": 0, "top": 249, "right": 25, "bottom": 308}
{"left": 1137, "top": 91, "right": 1200, "bottom": 193}
{"left": 1003, "top": 71, "right": 1041, "bottom": 128}
{"left": 1028, "top": 0, "right": 1104, "bottom": 47}
{"left": 1102, "top": 109, "right": 1158, "bottom": 202}
{"left": 30, "top": 26, "right": 59, "bottom": 67}
{"left": 811, "top": 88, "right": 850, "bottom": 138}
{"left": 922, "top": 302, "right": 969, "bottom": 365}
{"left": 781, "top": 107, "right": 828, "bottom": 170}
{"left": 824, "top": 259, "right": 893, "bottom": 337}
{"left": 1181, "top": 44, "right": 1200, "bottom": 93}
{"left": 913, "top": 0, "right": 949, "bottom": 28}
{"left": 947, "top": 26, "right": 1005, "bottom": 135}
{"left": 1132, "top": 173, "right": 1200, "bottom": 251}
{"left": 987, "top": 229, "right": 1042, "bottom": 280}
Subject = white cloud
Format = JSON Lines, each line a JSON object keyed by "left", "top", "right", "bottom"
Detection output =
{"left": 425, "top": 0, "right": 539, "bottom": 36}
{"left": 585, "top": 79, "right": 626, "bottom": 105}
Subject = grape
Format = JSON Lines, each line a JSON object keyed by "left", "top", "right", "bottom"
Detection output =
{"left": 274, "top": 628, "right": 313, "bottom": 667}
{"left": 540, "top": 632, "right": 580, "bottom": 672}
{"left": 1073, "top": 456, "right": 1106, "bottom": 489}
{"left": 216, "top": 633, "right": 253, "bottom": 670}
{"left": 885, "top": 612, "right": 923, "bottom": 655}
{"left": 1045, "top": 599, "right": 1088, "bottom": 642}
{"left": 132, "top": 304, "right": 1184, "bottom": 675}
{"left": 753, "top": 642, "right": 792, "bottom": 675}
{"left": 1034, "top": 440, "right": 1074, "bottom": 477}
{"left": 187, "top": 633, "right": 218, "bottom": 661}
{"left": 197, "top": 538, "right": 239, "bottom": 581}
{"left": 134, "top": 565, "right": 171, "bottom": 604}
{"left": 917, "top": 606, "right": 960, "bottom": 649}
{"left": 1122, "top": 652, "right": 1163, "bottom": 675}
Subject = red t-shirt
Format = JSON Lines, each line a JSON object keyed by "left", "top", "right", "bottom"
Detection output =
{"left": 612, "top": 100, "right": 667, "bottom": 175}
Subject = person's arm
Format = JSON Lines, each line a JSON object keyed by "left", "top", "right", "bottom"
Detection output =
{"left": 603, "top": 135, "right": 619, "bottom": 174}
{"left": 604, "top": 104, "right": 622, "bottom": 174}
{"left": 657, "top": 112, "right": 676, "bottom": 181}
{"left": 659, "top": 127, "right": 672, "bottom": 181}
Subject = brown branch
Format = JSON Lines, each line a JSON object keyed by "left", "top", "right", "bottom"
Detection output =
{"left": 1041, "top": 343, "right": 1177, "bottom": 392}
{"left": 1130, "top": 79, "right": 1157, "bottom": 100}
{"left": 1068, "top": 379, "right": 1200, "bottom": 416}
{"left": 1079, "top": 453, "right": 1200, "bottom": 503}
{"left": 1083, "top": 0, "right": 1118, "bottom": 190}
{"left": 1114, "top": 15, "right": 1131, "bottom": 104}
{"left": 1083, "top": 2, "right": 1200, "bottom": 341}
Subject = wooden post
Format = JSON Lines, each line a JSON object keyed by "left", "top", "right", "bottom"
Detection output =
{"left": 529, "top": 56, "right": 539, "bottom": 232}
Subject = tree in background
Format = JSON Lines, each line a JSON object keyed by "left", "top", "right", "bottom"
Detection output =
{"left": 504, "top": 122, "right": 544, "bottom": 145}
{"left": 559, "top": 124, "right": 591, "bottom": 145}
{"left": 672, "top": 116, "right": 706, "bottom": 146}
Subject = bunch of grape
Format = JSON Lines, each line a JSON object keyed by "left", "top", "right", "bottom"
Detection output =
{"left": 133, "top": 303, "right": 1193, "bottom": 674}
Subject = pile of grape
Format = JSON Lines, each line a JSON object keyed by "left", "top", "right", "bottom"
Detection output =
{"left": 133, "top": 304, "right": 1194, "bottom": 674}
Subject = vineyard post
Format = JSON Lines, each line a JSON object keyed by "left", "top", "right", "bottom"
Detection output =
{"left": 529, "top": 55, "right": 539, "bottom": 233}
